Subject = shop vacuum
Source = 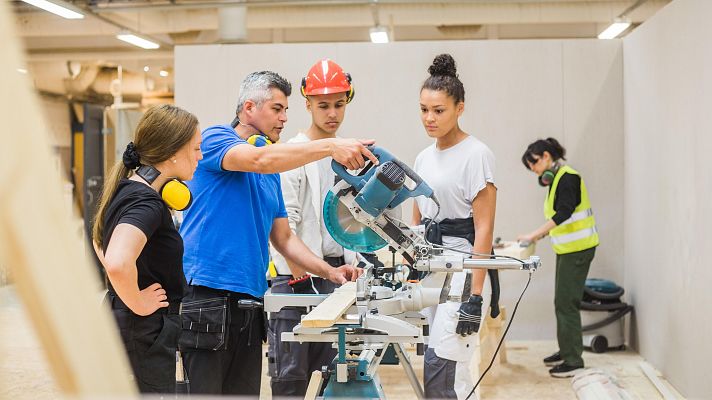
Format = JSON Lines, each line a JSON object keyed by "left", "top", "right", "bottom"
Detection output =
{"left": 580, "top": 279, "right": 634, "bottom": 353}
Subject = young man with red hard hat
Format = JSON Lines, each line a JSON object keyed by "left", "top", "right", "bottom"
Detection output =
{"left": 268, "top": 59, "right": 362, "bottom": 397}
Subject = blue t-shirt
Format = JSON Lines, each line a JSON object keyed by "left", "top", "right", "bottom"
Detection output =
{"left": 180, "top": 124, "right": 288, "bottom": 298}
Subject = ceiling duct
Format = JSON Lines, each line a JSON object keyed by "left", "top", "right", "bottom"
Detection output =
{"left": 60, "top": 63, "right": 148, "bottom": 98}
{"left": 218, "top": 5, "right": 247, "bottom": 43}
{"left": 437, "top": 24, "right": 484, "bottom": 39}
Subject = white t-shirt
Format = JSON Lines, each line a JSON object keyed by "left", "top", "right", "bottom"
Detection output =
{"left": 317, "top": 156, "right": 344, "bottom": 258}
{"left": 414, "top": 135, "right": 496, "bottom": 252}
{"left": 414, "top": 135, "right": 496, "bottom": 364}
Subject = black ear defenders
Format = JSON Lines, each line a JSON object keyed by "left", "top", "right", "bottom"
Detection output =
{"left": 538, "top": 163, "right": 560, "bottom": 187}
{"left": 136, "top": 165, "right": 193, "bottom": 211}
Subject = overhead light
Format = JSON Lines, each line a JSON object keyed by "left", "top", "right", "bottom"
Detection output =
{"left": 159, "top": 70, "right": 169, "bottom": 77}
{"left": 143, "top": 66, "right": 150, "bottom": 72}
{"left": 598, "top": 20, "right": 632, "bottom": 39}
{"left": 17, "top": 68, "right": 28, "bottom": 74}
{"left": 369, "top": 26, "right": 390, "bottom": 44}
{"left": 20, "top": 0, "right": 84, "bottom": 19}
{"left": 116, "top": 32, "right": 160, "bottom": 50}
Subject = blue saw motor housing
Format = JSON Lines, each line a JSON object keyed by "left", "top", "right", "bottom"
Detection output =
{"left": 323, "top": 146, "right": 435, "bottom": 252}
{"left": 332, "top": 146, "right": 434, "bottom": 211}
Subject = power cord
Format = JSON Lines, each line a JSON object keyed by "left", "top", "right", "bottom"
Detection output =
{"left": 464, "top": 270, "right": 533, "bottom": 400}
{"left": 422, "top": 204, "right": 528, "bottom": 264}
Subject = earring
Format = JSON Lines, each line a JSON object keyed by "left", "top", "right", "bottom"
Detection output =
{"left": 172, "top": 159, "right": 177, "bottom": 164}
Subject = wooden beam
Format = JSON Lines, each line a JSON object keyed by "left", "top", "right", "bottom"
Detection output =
{"left": 0, "top": 1, "right": 135, "bottom": 396}
{"left": 493, "top": 240, "right": 535, "bottom": 259}
{"left": 301, "top": 282, "right": 356, "bottom": 328}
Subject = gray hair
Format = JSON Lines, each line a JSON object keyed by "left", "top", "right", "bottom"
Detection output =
{"left": 235, "top": 71, "right": 292, "bottom": 114}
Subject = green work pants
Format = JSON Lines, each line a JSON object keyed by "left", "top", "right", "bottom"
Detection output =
{"left": 554, "top": 246, "right": 596, "bottom": 367}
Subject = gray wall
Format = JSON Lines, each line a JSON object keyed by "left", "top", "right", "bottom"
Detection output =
{"left": 175, "top": 39, "right": 624, "bottom": 340}
{"left": 623, "top": 0, "right": 712, "bottom": 397}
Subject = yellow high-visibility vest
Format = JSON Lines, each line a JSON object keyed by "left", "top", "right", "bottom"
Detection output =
{"left": 544, "top": 165, "right": 599, "bottom": 254}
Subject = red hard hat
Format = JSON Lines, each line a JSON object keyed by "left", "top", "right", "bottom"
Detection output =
{"left": 301, "top": 59, "right": 354, "bottom": 103}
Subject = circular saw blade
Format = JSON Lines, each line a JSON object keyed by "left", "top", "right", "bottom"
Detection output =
{"left": 323, "top": 190, "right": 387, "bottom": 253}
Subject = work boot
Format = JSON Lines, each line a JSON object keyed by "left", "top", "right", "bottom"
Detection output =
{"left": 549, "top": 363, "right": 584, "bottom": 378}
{"left": 542, "top": 351, "right": 562, "bottom": 366}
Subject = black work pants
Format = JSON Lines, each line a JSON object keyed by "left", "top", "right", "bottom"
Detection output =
{"left": 108, "top": 293, "right": 181, "bottom": 394}
{"left": 180, "top": 285, "right": 265, "bottom": 396}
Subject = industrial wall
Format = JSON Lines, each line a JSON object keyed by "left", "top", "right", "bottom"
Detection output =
{"left": 623, "top": 0, "right": 712, "bottom": 397}
{"left": 175, "top": 39, "right": 624, "bottom": 340}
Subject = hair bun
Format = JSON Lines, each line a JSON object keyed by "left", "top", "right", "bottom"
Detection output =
{"left": 428, "top": 54, "right": 458, "bottom": 78}
{"left": 122, "top": 142, "right": 141, "bottom": 169}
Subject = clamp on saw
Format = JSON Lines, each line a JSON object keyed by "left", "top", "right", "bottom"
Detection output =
{"left": 265, "top": 146, "right": 540, "bottom": 399}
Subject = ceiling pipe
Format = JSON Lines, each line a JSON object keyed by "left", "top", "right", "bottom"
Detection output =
{"left": 87, "top": 0, "right": 575, "bottom": 13}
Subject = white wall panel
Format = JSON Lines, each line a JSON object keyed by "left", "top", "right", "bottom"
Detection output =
{"left": 176, "top": 39, "right": 623, "bottom": 340}
{"left": 623, "top": 0, "right": 712, "bottom": 397}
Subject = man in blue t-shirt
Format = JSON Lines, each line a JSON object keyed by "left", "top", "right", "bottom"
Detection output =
{"left": 178, "top": 71, "right": 377, "bottom": 396}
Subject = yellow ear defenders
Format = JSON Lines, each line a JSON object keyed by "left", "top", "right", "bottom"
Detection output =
{"left": 344, "top": 73, "right": 355, "bottom": 103}
{"left": 136, "top": 165, "right": 193, "bottom": 211}
{"left": 246, "top": 134, "right": 272, "bottom": 147}
{"left": 230, "top": 116, "right": 273, "bottom": 147}
{"left": 160, "top": 179, "right": 193, "bottom": 211}
{"left": 538, "top": 163, "right": 560, "bottom": 187}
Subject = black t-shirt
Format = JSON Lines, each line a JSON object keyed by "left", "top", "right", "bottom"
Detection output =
{"left": 102, "top": 179, "right": 186, "bottom": 302}
{"left": 549, "top": 172, "right": 582, "bottom": 225}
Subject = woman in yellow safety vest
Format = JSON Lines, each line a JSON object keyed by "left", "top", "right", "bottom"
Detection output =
{"left": 518, "top": 137, "right": 599, "bottom": 378}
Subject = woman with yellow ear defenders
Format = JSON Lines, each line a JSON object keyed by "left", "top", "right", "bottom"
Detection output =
{"left": 91, "top": 104, "right": 202, "bottom": 393}
{"left": 518, "top": 137, "right": 599, "bottom": 378}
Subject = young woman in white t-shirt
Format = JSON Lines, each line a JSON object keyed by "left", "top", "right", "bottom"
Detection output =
{"left": 412, "top": 53, "right": 498, "bottom": 399}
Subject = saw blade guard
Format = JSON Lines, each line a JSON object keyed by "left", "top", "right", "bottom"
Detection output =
{"left": 323, "top": 146, "right": 437, "bottom": 253}
{"left": 323, "top": 189, "right": 388, "bottom": 252}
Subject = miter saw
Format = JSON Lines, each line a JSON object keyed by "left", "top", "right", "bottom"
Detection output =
{"left": 264, "top": 147, "right": 540, "bottom": 399}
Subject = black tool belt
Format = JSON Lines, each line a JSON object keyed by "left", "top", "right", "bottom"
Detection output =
{"left": 323, "top": 255, "right": 346, "bottom": 267}
{"left": 422, "top": 217, "right": 501, "bottom": 319}
{"left": 106, "top": 291, "right": 181, "bottom": 315}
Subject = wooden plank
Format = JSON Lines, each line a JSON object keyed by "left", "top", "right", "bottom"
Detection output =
{"left": 639, "top": 361, "right": 678, "bottom": 400}
{"left": 0, "top": 2, "right": 135, "bottom": 396}
{"left": 304, "top": 370, "right": 323, "bottom": 400}
{"left": 494, "top": 240, "right": 536, "bottom": 259}
{"left": 479, "top": 305, "right": 508, "bottom": 379}
{"left": 301, "top": 282, "right": 356, "bottom": 328}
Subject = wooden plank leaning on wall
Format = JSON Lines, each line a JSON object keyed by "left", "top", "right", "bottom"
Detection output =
{"left": 0, "top": 2, "right": 136, "bottom": 397}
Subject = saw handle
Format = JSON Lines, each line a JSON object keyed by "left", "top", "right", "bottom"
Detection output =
{"left": 331, "top": 146, "right": 436, "bottom": 206}
{"left": 330, "top": 145, "right": 392, "bottom": 190}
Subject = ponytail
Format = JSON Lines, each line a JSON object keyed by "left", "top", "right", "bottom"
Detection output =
{"left": 91, "top": 105, "right": 199, "bottom": 248}
{"left": 521, "top": 137, "right": 567, "bottom": 169}
{"left": 92, "top": 161, "right": 130, "bottom": 248}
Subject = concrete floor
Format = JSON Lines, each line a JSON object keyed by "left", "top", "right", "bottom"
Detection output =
{"left": 1, "top": 285, "right": 682, "bottom": 399}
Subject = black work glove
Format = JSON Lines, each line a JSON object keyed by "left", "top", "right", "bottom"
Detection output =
{"left": 456, "top": 295, "right": 483, "bottom": 337}
{"left": 288, "top": 275, "right": 319, "bottom": 294}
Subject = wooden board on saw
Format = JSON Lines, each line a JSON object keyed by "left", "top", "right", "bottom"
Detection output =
{"left": 301, "top": 282, "right": 356, "bottom": 328}
{"left": 494, "top": 240, "right": 536, "bottom": 259}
